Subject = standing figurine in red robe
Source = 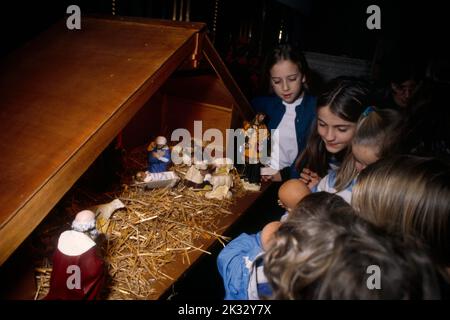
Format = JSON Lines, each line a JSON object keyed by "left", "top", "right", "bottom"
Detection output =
{"left": 45, "top": 210, "right": 105, "bottom": 300}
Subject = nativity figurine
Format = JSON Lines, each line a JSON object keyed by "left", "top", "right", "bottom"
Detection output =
{"left": 242, "top": 112, "right": 269, "bottom": 191}
{"left": 45, "top": 210, "right": 105, "bottom": 300}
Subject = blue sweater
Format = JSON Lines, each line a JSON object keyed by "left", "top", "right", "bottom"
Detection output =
{"left": 217, "top": 232, "right": 272, "bottom": 300}
{"left": 251, "top": 93, "right": 316, "bottom": 179}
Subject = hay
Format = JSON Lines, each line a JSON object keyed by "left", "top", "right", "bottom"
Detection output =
{"left": 103, "top": 182, "right": 234, "bottom": 299}
{"left": 34, "top": 145, "right": 247, "bottom": 300}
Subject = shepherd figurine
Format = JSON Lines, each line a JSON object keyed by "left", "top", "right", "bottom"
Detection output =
{"left": 242, "top": 112, "right": 269, "bottom": 190}
{"left": 45, "top": 210, "right": 105, "bottom": 300}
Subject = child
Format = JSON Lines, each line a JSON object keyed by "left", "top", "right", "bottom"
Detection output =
{"left": 264, "top": 192, "right": 441, "bottom": 299}
{"left": 374, "top": 56, "right": 423, "bottom": 110}
{"left": 295, "top": 77, "right": 370, "bottom": 189}
{"left": 314, "top": 106, "right": 403, "bottom": 203}
{"left": 252, "top": 44, "right": 316, "bottom": 181}
{"left": 217, "top": 179, "right": 310, "bottom": 300}
{"left": 352, "top": 155, "right": 450, "bottom": 277}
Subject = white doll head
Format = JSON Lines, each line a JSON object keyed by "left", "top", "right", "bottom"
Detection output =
{"left": 156, "top": 136, "right": 167, "bottom": 146}
{"left": 72, "top": 210, "right": 98, "bottom": 239}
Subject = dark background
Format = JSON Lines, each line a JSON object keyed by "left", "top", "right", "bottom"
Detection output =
{"left": 1, "top": 0, "right": 449, "bottom": 96}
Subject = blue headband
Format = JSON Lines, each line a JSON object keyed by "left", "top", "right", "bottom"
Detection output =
{"left": 362, "top": 106, "right": 375, "bottom": 117}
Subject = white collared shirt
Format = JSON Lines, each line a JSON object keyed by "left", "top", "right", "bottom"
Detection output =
{"left": 270, "top": 96, "right": 303, "bottom": 170}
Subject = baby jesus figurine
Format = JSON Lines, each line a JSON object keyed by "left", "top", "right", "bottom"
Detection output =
{"left": 44, "top": 210, "right": 105, "bottom": 300}
{"left": 261, "top": 179, "right": 311, "bottom": 250}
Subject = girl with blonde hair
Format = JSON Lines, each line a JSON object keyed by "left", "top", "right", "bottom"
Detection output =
{"left": 264, "top": 192, "right": 441, "bottom": 299}
{"left": 352, "top": 155, "right": 450, "bottom": 269}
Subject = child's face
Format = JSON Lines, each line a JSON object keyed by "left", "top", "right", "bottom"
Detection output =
{"left": 391, "top": 79, "right": 417, "bottom": 108}
{"left": 317, "top": 106, "right": 357, "bottom": 154}
{"left": 352, "top": 144, "right": 379, "bottom": 172}
{"left": 270, "top": 60, "right": 305, "bottom": 104}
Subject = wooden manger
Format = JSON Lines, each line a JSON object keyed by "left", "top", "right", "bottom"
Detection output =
{"left": 0, "top": 15, "right": 268, "bottom": 299}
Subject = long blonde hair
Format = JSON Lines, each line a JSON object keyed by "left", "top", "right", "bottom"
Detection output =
{"left": 352, "top": 155, "right": 450, "bottom": 266}
{"left": 264, "top": 192, "right": 440, "bottom": 299}
{"left": 334, "top": 107, "right": 403, "bottom": 191}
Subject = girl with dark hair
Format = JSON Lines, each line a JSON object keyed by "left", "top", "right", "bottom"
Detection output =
{"left": 252, "top": 44, "right": 316, "bottom": 181}
{"left": 295, "top": 77, "right": 370, "bottom": 189}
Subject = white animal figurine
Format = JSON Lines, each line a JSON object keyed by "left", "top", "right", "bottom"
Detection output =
{"left": 90, "top": 199, "right": 125, "bottom": 234}
{"left": 204, "top": 158, "right": 234, "bottom": 200}
{"left": 205, "top": 174, "right": 234, "bottom": 200}
{"left": 185, "top": 161, "right": 209, "bottom": 188}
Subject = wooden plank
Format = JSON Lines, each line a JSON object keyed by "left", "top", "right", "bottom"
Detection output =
{"left": 164, "top": 95, "right": 232, "bottom": 140}
{"left": 98, "top": 15, "right": 207, "bottom": 31}
{"left": 150, "top": 182, "right": 272, "bottom": 299}
{"left": 121, "top": 92, "right": 165, "bottom": 150}
{"left": 202, "top": 36, "right": 254, "bottom": 121}
{"left": 0, "top": 17, "right": 205, "bottom": 265}
{"left": 162, "top": 74, "right": 235, "bottom": 109}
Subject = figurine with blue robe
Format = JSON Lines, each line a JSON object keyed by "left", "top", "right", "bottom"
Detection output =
{"left": 147, "top": 136, "right": 171, "bottom": 173}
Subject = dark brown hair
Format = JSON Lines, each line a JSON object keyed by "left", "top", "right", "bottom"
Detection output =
{"left": 261, "top": 43, "right": 310, "bottom": 93}
{"left": 295, "top": 77, "right": 370, "bottom": 177}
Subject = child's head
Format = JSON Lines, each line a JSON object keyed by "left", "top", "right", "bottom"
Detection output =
{"left": 334, "top": 107, "right": 403, "bottom": 190}
{"left": 266, "top": 44, "right": 309, "bottom": 104}
{"left": 352, "top": 155, "right": 450, "bottom": 266}
{"left": 352, "top": 107, "right": 403, "bottom": 171}
{"left": 296, "top": 77, "right": 370, "bottom": 177}
{"left": 277, "top": 179, "right": 311, "bottom": 213}
{"left": 316, "top": 77, "right": 370, "bottom": 154}
{"left": 388, "top": 59, "right": 423, "bottom": 108}
{"left": 264, "top": 192, "right": 441, "bottom": 299}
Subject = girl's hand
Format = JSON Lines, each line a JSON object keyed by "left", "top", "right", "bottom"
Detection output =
{"left": 262, "top": 171, "right": 282, "bottom": 182}
{"left": 300, "top": 168, "right": 320, "bottom": 190}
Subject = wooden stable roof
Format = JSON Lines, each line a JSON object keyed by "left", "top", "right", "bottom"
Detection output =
{"left": 0, "top": 16, "right": 253, "bottom": 265}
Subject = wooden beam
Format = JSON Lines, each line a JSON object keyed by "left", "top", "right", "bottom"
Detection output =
{"left": 202, "top": 36, "right": 255, "bottom": 122}
{"left": 0, "top": 17, "right": 203, "bottom": 265}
